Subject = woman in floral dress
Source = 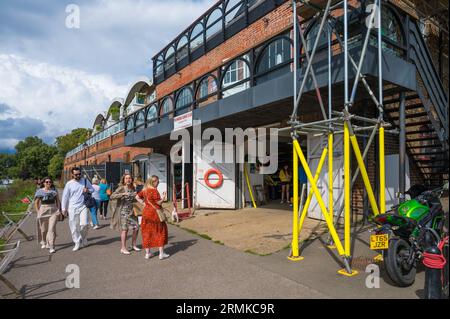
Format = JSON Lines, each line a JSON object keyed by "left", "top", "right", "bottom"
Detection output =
{"left": 136, "top": 175, "right": 169, "bottom": 260}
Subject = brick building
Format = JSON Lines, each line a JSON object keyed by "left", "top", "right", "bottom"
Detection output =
{"left": 64, "top": 0, "right": 448, "bottom": 217}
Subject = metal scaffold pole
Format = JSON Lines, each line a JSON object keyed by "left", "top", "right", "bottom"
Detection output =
{"left": 287, "top": 0, "right": 389, "bottom": 277}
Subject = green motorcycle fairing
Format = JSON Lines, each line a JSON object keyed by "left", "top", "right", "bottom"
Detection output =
{"left": 397, "top": 199, "right": 429, "bottom": 221}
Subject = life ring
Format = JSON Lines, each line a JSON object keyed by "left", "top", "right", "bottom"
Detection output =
{"left": 204, "top": 168, "right": 224, "bottom": 189}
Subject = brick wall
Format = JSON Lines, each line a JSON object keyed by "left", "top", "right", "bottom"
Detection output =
{"left": 63, "top": 131, "right": 151, "bottom": 171}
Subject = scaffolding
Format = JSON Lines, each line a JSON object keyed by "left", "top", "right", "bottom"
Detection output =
{"left": 286, "top": 0, "right": 392, "bottom": 276}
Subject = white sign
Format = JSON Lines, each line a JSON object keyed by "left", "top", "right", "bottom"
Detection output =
{"left": 174, "top": 111, "right": 193, "bottom": 131}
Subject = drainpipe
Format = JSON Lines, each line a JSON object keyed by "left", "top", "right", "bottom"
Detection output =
{"left": 399, "top": 92, "right": 406, "bottom": 202}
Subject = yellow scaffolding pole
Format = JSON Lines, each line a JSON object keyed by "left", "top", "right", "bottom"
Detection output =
{"left": 244, "top": 163, "right": 257, "bottom": 208}
{"left": 348, "top": 127, "right": 380, "bottom": 216}
{"left": 293, "top": 139, "right": 346, "bottom": 257}
{"left": 379, "top": 126, "right": 386, "bottom": 214}
{"left": 298, "top": 148, "right": 328, "bottom": 234}
{"left": 289, "top": 142, "right": 301, "bottom": 260}
{"left": 344, "top": 123, "right": 351, "bottom": 256}
{"left": 328, "top": 133, "right": 334, "bottom": 221}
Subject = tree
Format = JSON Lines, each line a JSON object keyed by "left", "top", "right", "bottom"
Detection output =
{"left": 48, "top": 154, "right": 65, "bottom": 179}
{"left": 55, "top": 128, "right": 92, "bottom": 156}
{"left": 14, "top": 138, "right": 58, "bottom": 179}
{"left": 0, "top": 154, "right": 17, "bottom": 179}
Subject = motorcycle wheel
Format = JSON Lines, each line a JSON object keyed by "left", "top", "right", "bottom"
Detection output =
{"left": 385, "top": 238, "right": 417, "bottom": 287}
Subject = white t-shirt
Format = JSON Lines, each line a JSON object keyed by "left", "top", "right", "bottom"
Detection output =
{"left": 92, "top": 184, "right": 101, "bottom": 201}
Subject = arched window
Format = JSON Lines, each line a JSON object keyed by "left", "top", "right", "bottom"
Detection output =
{"left": 256, "top": 38, "right": 292, "bottom": 74}
{"left": 146, "top": 105, "right": 158, "bottom": 126}
{"left": 305, "top": 22, "right": 328, "bottom": 55}
{"left": 176, "top": 87, "right": 193, "bottom": 111}
{"left": 135, "top": 111, "right": 145, "bottom": 130}
{"left": 177, "top": 35, "right": 189, "bottom": 63}
{"left": 125, "top": 117, "right": 135, "bottom": 134}
{"left": 164, "top": 46, "right": 175, "bottom": 70}
{"left": 190, "top": 23, "right": 204, "bottom": 52}
{"left": 155, "top": 54, "right": 164, "bottom": 76}
{"left": 225, "top": 0, "right": 245, "bottom": 26}
{"left": 206, "top": 9, "right": 223, "bottom": 41}
{"left": 222, "top": 57, "right": 251, "bottom": 98}
{"left": 160, "top": 98, "right": 174, "bottom": 118}
{"left": 196, "top": 75, "right": 218, "bottom": 100}
{"left": 368, "top": 4, "right": 404, "bottom": 56}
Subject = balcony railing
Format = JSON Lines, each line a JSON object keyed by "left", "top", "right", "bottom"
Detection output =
{"left": 66, "top": 120, "right": 125, "bottom": 157}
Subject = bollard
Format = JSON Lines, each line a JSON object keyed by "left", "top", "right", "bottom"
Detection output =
{"left": 423, "top": 245, "right": 445, "bottom": 299}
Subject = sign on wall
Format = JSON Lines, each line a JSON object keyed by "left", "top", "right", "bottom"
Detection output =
{"left": 174, "top": 111, "right": 193, "bottom": 131}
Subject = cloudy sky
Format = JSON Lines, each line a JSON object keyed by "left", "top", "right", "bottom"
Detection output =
{"left": 0, "top": 0, "right": 215, "bottom": 153}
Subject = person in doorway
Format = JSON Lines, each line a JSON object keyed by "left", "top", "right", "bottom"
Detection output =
{"left": 90, "top": 177, "right": 101, "bottom": 229}
{"left": 279, "top": 165, "right": 292, "bottom": 204}
{"left": 109, "top": 174, "right": 140, "bottom": 255}
{"left": 61, "top": 167, "right": 94, "bottom": 251}
{"left": 136, "top": 175, "right": 169, "bottom": 260}
{"left": 34, "top": 177, "right": 62, "bottom": 254}
{"left": 98, "top": 178, "right": 111, "bottom": 219}
{"left": 134, "top": 175, "right": 145, "bottom": 193}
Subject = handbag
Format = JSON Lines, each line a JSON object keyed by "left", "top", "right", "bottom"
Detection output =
{"left": 57, "top": 211, "right": 65, "bottom": 222}
{"left": 83, "top": 179, "right": 97, "bottom": 209}
{"left": 147, "top": 199, "right": 167, "bottom": 223}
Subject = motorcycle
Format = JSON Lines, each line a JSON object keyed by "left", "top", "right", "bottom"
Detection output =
{"left": 370, "top": 182, "right": 448, "bottom": 287}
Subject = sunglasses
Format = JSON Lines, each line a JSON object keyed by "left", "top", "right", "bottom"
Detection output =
{"left": 44, "top": 181, "right": 52, "bottom": 184}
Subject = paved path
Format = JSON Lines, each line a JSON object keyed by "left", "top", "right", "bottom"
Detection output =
{"left": 1, "top": 215, "right": 424, "bottom": 299}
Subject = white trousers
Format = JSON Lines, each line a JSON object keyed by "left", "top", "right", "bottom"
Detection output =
{"left": 68, "top": 206, "right": 89, "bottom": 244}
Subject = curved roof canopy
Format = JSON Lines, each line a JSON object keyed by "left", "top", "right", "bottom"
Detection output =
{"left": 123, "top": 76, "right": 155, "bottom": 109}
{"left": 93, "top": 114, "right": 105, "bottom": 129}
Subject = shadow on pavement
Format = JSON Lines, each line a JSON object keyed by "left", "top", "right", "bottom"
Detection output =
{"left": 20, "top": 278, "right": 68, "bottom": 299}
{"left": 165, "top": 239, "right": 198, "bottom": 256}
{"left": 7, "top": 255, "right": 52, "bottom": 271}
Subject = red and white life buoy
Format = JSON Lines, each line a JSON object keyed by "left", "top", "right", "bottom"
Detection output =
{"left": 204, "top": 168, "right": 224, "bottom": 189}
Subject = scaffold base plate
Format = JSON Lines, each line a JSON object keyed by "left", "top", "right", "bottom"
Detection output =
{"left": 337, "top": 269, "right": 359, "bottom": 277}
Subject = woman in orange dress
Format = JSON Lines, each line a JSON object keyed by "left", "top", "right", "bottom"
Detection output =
{"left": 136, "top": 175, "right": 169, "bottom": 260}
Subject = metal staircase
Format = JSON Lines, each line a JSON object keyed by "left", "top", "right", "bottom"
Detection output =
{"left": 383, "top": 19, "right": 448, "bottom": 188}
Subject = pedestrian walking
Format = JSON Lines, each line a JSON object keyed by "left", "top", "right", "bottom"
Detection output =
{"left": 34, "top": 177, "right": 62, "bottom": 254}
{"left": 98, "top": 178, "right": 111, "bottom": 219}
{"left": 136, "top": 175, "right": 169, "bottom": 260}
{"left": 109, "top": 174, "right": 140, "bottom": 255}
{"left": 61, "top": 167, "right": 94, "bottom": 251}
{"left": 90, "top": 177, "right": 101, "bottom": 229}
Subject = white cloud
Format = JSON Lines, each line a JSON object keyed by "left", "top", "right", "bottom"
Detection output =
{"left": 0, "top": 54, "right": 128, "bottom": 149}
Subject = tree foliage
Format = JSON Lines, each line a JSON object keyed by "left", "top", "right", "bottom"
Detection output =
{"left": 2, "top": 128, "right": 91, "bottom": 180}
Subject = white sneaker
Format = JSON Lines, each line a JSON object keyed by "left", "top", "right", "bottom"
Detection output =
{"left": 90, "top": 222, "right": 94, "bottom": 227}
{"left": 145, "top": 253, "right": 152, "bottom": 259}
{"left": 132, "top": 246, "right": 141, "bottom": 252}
{"left": 93, "top": 225, "right": 100, "bottom": 230}
{"left": 72, "top": 242, "right": 80, "bottom": 251}
{"left": 121, "top": 249, "right": 131, "bottom": 255}
{"left": 159, "top": 253, "right": 170, "bottom": 260}
{"left": 49, "top": 248, "right": 56, "bottom": 254}
{"left": 41, "top": 243, "right": 46, "bottom": 249}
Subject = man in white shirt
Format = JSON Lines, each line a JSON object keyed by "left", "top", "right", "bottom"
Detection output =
{"left": 62, "top": 167, "right": 95, "bottom": 251}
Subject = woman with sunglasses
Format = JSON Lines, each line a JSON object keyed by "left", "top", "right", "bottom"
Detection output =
{"left": 34, "top": 177, "right": 62, "bottom": 254}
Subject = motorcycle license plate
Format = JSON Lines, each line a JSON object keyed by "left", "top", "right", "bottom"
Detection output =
{"left": 370, "top": 234, "right": 389, "bottom": 250}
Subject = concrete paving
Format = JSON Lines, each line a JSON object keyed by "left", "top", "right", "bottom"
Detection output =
{"left": 0, "top": 214, "right": 424, "bottom": 299}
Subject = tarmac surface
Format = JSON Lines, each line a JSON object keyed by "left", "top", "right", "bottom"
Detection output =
{"left": 1, "top": 213, "right": 425, "bottom": 299}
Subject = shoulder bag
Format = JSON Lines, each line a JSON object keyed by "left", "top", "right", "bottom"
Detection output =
{"left": 83, "top": 179, "right": 97, "bottom": 209}
{"left": 146, "top": 197, "right": 167, "bottom": 223}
